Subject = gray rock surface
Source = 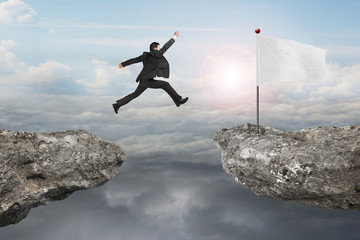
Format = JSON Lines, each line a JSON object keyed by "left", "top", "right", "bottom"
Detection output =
{"left": 214, "top": 123, "right": 360, "bottom": 210}
{"left": 0, "top": 129, "right": 125, "bottom": 227}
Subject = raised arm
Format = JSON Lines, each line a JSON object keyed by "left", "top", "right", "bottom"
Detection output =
{"left": 159, "top": 31, "right": 179, "bottom": 55}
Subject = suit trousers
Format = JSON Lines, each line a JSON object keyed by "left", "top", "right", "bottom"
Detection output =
{"left": 116, "top": 78, "right": 182, "bottom": 107}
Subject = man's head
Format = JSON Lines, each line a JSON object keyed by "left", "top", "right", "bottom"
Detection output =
{"left": 150, "top": 42, "right": 160, "bottom": 51}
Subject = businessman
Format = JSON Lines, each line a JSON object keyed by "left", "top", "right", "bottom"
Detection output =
{"left": 112, "top": 31, "right": 188, "bottom": 114}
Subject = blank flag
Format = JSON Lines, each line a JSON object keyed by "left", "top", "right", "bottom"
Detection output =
{"left": 256, "top": 34, "right": 328, "bottom": 86}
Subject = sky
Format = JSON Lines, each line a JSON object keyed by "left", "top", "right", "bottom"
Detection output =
{"left": 1, "top": 0, "right": 360, "bottom": 239}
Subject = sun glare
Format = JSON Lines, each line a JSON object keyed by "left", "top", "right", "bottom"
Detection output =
{"left": 220, "top": 65, "right": 244, "bottom": 91}
{"left": 199, "top": 46, "right": 256, "bottom": 109}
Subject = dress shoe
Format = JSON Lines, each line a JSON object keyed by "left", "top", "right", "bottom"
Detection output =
{"left": 176, "top": 97, "right": 188, "bottom": 107}
{"left": 112, "top": 103, "right": 119, "bottom": 114}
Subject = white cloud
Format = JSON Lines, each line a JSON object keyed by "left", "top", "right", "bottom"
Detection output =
{"left": 0, "top": 40, "right": 71, "bottom": 84}
{"left": 0, "top": 60, "right": 71, "bottom": 84}
{"left": 25, "top": 60, "right": 71, "bottom": 83}
{"left": 0, "top": 39, "right": 26, "bottom": 73}
{"left": 0, "top": 0, "right": 37, "bottom": 24}
{"left": 141, "top": 186, "right": 204, "bottom": 224}
{"left": 76, "top": 58, "right": 132, "bottom": 95}
{"left": 314, "top": 63, "right": 360, "bottom": 99}
{"left": 103, "top": 165, "right": 208, "bottom": 229}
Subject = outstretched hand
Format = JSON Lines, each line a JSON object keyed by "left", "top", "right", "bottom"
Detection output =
{"left": 174, "top": 31, "right": 179, "bottom": 38}
{"left": 118, "top": 63, "right": 123, "bottom": 68}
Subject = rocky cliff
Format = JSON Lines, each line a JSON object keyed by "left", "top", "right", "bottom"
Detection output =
{"left": 214, "top": 124, "right": 360, "bottom": 210}
{"left": 0, "top": 129, "right": 125, "bottom": 227}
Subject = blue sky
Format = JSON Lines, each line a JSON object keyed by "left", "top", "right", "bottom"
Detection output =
{"left": 1, "top": 0, "right": 360, "bottom": 239}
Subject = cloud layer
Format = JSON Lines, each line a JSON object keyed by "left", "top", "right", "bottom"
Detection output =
{"left": 0, "top": 0, "right": 37, "bottom": 24}
{"left": 1, "top": 154, "right": 360, "bottom": 240}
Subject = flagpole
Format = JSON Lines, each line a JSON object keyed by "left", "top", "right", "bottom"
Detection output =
{"left": 257, "top": 86, "right": 259, "bottom": 134}
{"left": 255, "top": 28, "right": 260, "bottom": 134}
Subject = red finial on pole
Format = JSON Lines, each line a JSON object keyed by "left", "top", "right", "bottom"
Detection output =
{"left": 255, "top": 28, "right": 261, "bottom": 34}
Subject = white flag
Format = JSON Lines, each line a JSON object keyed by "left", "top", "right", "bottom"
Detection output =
{"left": 256, "top": 34, "right": 328, "bottom": 86}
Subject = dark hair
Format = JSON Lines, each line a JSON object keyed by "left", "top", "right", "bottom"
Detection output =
{"left": 150, "top": 42, "right": 160, "bottom": 51}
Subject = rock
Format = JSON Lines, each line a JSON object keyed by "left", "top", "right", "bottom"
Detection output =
{"left": 0, "top": 129, "right": 125, "bottom": 227}
{"left": 214, "top": 123, "right": 360, "bottom": 210}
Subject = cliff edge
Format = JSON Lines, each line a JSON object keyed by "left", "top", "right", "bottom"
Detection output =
{"left": 0, "top": 129, "right": 125, "bottom": 227}
{"left": 214, "top": 124, "right": 360, "bottom": 210}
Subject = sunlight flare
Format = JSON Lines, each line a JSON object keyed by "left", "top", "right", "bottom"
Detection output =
{"left": 199, "top": 46, "right": 256, "bottom": 109}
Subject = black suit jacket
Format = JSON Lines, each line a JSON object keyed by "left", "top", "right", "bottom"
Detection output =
{"left": 121, "top": 38, "right": 175, "bottom": 82}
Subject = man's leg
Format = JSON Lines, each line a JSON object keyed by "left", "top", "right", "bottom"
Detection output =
{"left": 145, "top": 79, "right": 182, "bottom": 105}
{"left": 113, "top": 83, "right": 147, "bottom": 113}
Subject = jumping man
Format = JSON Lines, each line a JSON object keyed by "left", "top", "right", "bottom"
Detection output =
{"left": 112, "top": 31, "right": 188, "bottom": 114}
